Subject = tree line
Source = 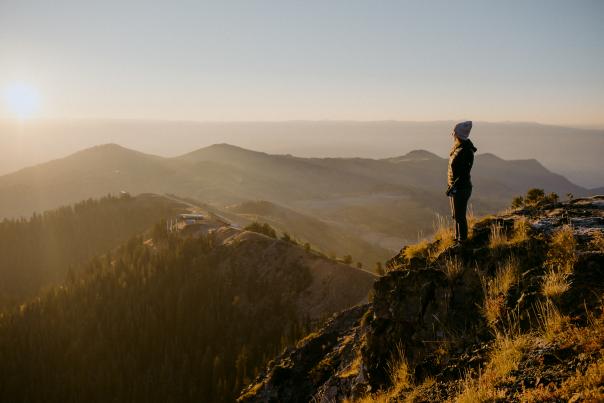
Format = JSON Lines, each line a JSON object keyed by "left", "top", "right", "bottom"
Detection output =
{"left": 0, "top": 193, "right": 180, "bottom": 307}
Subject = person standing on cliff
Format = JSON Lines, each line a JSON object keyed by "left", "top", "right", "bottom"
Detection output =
{"left": 446, "top": 121, "right": 477, "bottom": 244}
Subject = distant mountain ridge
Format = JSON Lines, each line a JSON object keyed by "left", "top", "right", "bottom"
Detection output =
{"left": 0, "top": 143, "right": 594, "bottom": 266}
{"left": 1, "top": 120, "right": 602, "bottom": 187}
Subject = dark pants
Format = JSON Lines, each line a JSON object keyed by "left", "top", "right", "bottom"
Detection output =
{"left": 450, "top": 187, "right": 472, "bottom": 241}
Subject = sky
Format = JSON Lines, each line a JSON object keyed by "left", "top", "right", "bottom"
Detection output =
{"left": 0, "top": 0, "right": 603, "bottom": 125}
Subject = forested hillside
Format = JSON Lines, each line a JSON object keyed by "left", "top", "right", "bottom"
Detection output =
{"left": 0, "top": 211, "right": 375, "bottom": 402}
{"left": 0, "top": 231, "right": 308, "bottom": 402}
{"left": 0, "top": 193, "right": 184, "bottom": 306}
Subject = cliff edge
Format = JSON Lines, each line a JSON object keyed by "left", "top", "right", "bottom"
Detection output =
{"left": 239, "top": 195, "right": 604, "bottom": 402}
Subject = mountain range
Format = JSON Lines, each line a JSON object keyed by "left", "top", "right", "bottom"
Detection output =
{"left": 2, "top": 120, "right": 603, "bottom": 187}
{"left": 0, "top": 143, "right": 594, "bottom": 267}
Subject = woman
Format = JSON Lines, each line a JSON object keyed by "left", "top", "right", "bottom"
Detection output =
{"left": 446, "top": 121, "right": 477, "bottom": 243}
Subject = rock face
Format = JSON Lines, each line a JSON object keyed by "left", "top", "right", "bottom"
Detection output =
{"left": 239, "top": 196, "right": 604, "bottom": 402}
{"left": 363, "top": 266, "right": 483, "bottom": 389}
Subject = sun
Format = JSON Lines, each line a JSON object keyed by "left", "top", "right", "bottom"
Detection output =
{"left": 3, "top": 82, "right": 41, "bottom": 120}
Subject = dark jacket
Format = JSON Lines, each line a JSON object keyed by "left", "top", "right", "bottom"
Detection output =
{"left": 447, "top": 139, "right": 477, "bottom": 192}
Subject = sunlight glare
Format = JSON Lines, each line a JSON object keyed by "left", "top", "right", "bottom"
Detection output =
{"left": 3, "top": 82, "right": 41, "bottom": 120}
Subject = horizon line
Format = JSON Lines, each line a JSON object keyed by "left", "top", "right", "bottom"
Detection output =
{"left": 1, "top": 117, "right": 603, "bottom": 131}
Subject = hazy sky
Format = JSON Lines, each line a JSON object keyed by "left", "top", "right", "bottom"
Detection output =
{"left": 1, "top": 1, "right": 603, "bottom": 124}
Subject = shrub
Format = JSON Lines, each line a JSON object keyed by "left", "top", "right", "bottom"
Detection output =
{"left": 525, "top": 188, "right": 546, "bottom": 205}
{"left": 511, "top": 196, "right": 524, "bottom": 209}
{"left": 280, "top": 232, "right": 298, "bottom": 244}
{"left": 545, "top": 192, "right": 559, "bottom": 204}
{"left": 512, "top": 189, "right": 558, "bottom": 208}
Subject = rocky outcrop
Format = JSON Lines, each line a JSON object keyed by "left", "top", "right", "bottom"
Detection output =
{"left": 239, "top": 196, "right": 604, "bottom": 402}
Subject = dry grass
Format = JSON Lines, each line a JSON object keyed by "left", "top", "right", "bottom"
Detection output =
{"left": 534, "top": 300, "right": 570, "bottom": 342}
{"left": 387, "top": 344, "right": 411, "bottom": 397}
{"left": 541, "top": 225, "right": 575, "bottom": 303}
{"left": 403, "top": 215, "right": 455, "bottom": 263}
{"left": 482, "top": 258, "right": 519, "bottom": 327}
{"left": 589, "top": 230, "right": 604, "bottom": 251}
{"left": 467, "top": 204, "right": 476, "bottom": 238}
{"left": 488, "top": 223, "right": 507, "bottom": 249}
{"left": 403, "top": 239, "right": 431, "bottom": 261}
{"left": 519, "top": 308, "right": 604, "bottom": 402}
{"left": 457, "top": 305, "right": 603, "bottom": 403}
{"left": 488, "top": 336, "right": 530, "bottom": 380}
{"left": 339, "top": 354, "right": 362, "bottom": 378}
{"left": 542, "top": 225, "right": 577, "bottom": 309}
{"left": 545, "top": 225, "right": 576, "bottom": 273}
{"left": 431, "top": 214, "right": 455, "bottom": 259}
{"left": 443, "top": 257, "right": 464, "bottom": 282}
{"left": 511, "top": 216, "right": 530, "bottom": 243}
{"left": 569, "top": 307, "right": 604, "bottom": 353}
{"left": 520, "top": 358, "right": 604, "bottom": 402}
{"left": 542, "top": 269, "right": 571, "bottom": 299}
{"left": 455, "top": 335, "right": 529, "bottom": 403}
{"left": 351, "top": 345, "right": 411, "bottom": 403}
{"left": 558, "top": 358, "right": 604, "bottom": 399}
{"left": 349, "top": 395, "right": 389, "bottom": 403}
{"left": 455, "top": 375, "right": 506, "bottom": 403}
{"left": 403, "top": 377, "right": 436, "bottom": 402}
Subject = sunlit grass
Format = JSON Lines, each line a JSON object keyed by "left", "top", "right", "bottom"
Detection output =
{"left": 542, "top": 269, "right": 571, "bottom": 299}
{"left": 403, "top": 239, "right": 431, "bottom": 261}
{"left": 455, "top": 335, "right": 529, "bottom": 403}
{"left": 350, "top": 344, "right": 411, "bottom": 403}
{"left": 431, "top": 214, "right": 455, "bottom": 259}
{"left": 534, "top": 300, "right": 570, "bottom": 343}
{"left": 482, "top": 258, "right": 519, "bottom": 327}
{"left": 589, "top": 231, "right": 604, "bottom": 251}
{"left": 511, "top": 216, "right": 530, "bottom": 243}
{"left": 519, "top": 304, "right": 604, "bottom": 402}
{"left": 387, "top": 348, "right": 411, "bottom": 397}
{"left": 488, "top": 223, "right": 507, "bottom": 249}
{"left": 443, "top": 256, "right": 464, "bottom": 282}
{"left": 545, "top": 225, "right": 576, "bottom": 273}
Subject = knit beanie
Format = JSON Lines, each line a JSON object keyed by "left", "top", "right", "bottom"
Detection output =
{"left": 453, "top": 121, "right": 472, "bottom": 140}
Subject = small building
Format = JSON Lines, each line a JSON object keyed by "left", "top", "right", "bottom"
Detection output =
{"left": 177, "top": 213, "right": 205, "bottom": 225}
{"left": 167, "top": 213, "right": 206, "bottom": 232}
